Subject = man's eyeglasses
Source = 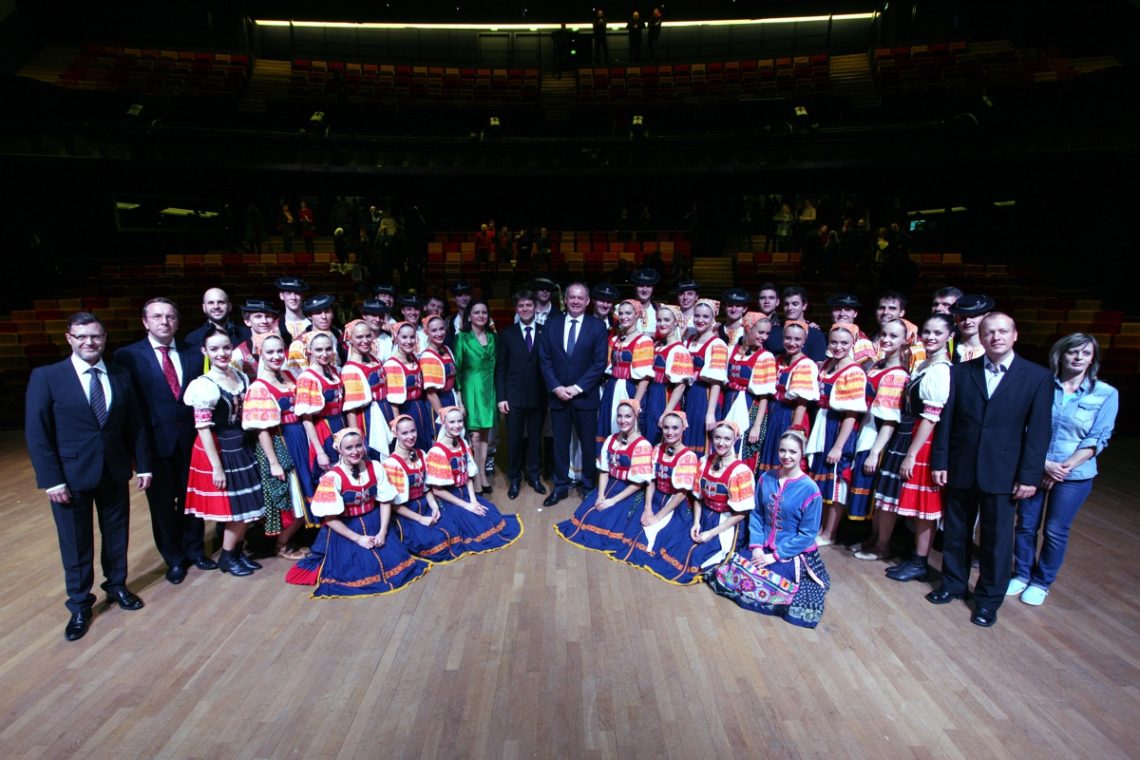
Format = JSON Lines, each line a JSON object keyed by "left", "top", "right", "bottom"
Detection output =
{"left": 68, "top": 333, "right": 106, "bottom": 344}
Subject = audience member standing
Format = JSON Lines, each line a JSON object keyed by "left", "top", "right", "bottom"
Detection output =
{"left": 593, "top": 9, "right": 609, "bottom": 63}
{"left": 647, "top": 8, "right": 662, "bottom": 57}
{"left": 626, "top": 11, "right": 644, "bottom": 61}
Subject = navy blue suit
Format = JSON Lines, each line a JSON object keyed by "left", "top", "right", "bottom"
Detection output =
{"left": 931, "top": 354, "right": 1053, "bottom": 608}
{"left": 115, "top": 338, "right": 206, "bottom": 569}
{"left": 538, "top": 313, "right": 608, "bottom": 490}
{"left": 26, "top": 358, "right": 151, "bottom": 614}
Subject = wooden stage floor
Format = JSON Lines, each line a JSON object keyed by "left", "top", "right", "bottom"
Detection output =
{"left": 1, "top": 430, "right": 1138, "bottom": 759}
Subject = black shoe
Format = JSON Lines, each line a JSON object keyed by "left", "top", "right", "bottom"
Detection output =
{"left": 507, "top": 480, "right": 521, "bottom": 500}
{"left": 970, "top": 606, "right": 998, "bottom": 627}
{"left": 885, "top": 558, "right": 929, "bottom": 583}
{"left": 188, "top": 556, "right": 219, "bottom": 571}
{"left": 65, "top": 610, "right": 92, "bottom": 641}
{"left": 165, "top": 565, "right": 187, "bottom": 585}
{"left": 106, "top": 588, "right": 145, "bottom": 611}
{"left": 218, "top": 550, "right": 253, "bottom": 576}
{"left": 527, "top": 477, "right": 547, "bottom": 495}
{"left": 576, "top": 483, "right": 592, "bottom": 499}
{"left": 481, "top": 485, "right": 494, "bottom": 496}
{"left": 925, "top": 588, "right": 965, "bottom": 605}
{"left": 543, "top": 489, "right": 568, "bottom": 507}
{"left": 235, "top": 543, "right": 262, "bottom": 571}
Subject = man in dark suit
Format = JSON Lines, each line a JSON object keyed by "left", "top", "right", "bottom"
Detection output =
{"left": 114, "top": 297, "right": 217, "bottom": 586}
{"left": 929, "top": 312, "right": 1053, "bottom": 627}
{"left": 26, "top": 312, "right": 152, "bottom": 641}
{"left": 538, "top": 282, "right": 608, "bottom": 507}
{"left": 185, "top": 287, "right": 251, "bottom": 355}
{"left": 496, "top": 289, "right": 549, "bottom": 500}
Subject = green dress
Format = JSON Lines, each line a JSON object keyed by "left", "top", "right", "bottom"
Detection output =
{"left": 454, "top": 330, "right": 497, "bottom": 429}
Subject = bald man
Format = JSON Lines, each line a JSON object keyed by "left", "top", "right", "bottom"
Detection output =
{"left": 185, "top": 287, "right": 251, "bottom": 354}
{"left": 928, "top": 312, "right": 1052, "bottom": 628}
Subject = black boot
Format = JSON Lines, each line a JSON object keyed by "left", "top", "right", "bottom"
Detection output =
{"left": 235, "top": 541, "right": 262, "bottom": 571}
{"left": 218, "top": 549, "right": 253, "bottom": 577}
{"left": 885, "top": 555, "right": 929, "bottom": 582}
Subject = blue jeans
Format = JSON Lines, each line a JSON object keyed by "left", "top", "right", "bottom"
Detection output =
{"left": 1013, "top": 478, "right": 1094, "bottom": 589}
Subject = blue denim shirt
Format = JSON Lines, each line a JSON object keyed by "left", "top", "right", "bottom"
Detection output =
{"left": 1046, "top": 377, "right": 1118, "bottom": 480}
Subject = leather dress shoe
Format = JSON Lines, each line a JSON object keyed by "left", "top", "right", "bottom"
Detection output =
{"left": 925, "top": 588, "right": 965, "bottom": 605}
{"left": 188, "top": 556, "right": 219, "bottom": 571}
{"left": 236, "top": 553, "right": 262, "bottom": 572}
{"left": 885, "top": 558, "right": 929, "bottom": 582}
{"left": 507, "top": 480, "right": 521, "bottom": 500}
{"left": 970, "top": 606, "right": 998, "bottom": 627}
{"left": 528, "top": 477, "right": 547, "bottom": 495}
{"left": 106, "top": 588, "right": 145, "bottom": 611}
{"left": 543, "top": 489, "right": 568, "bottom": 507}
{"left": 218, "top": 550, "right": 253, "bottom": 576}
{"left": 165, "top": 565, "right": 187, "bottom": 585}
{"left": 65, "top": 610, "right": 92, "bottom": 641}
{"left": 576, "top": 483, "right": 593, "bottom": 499}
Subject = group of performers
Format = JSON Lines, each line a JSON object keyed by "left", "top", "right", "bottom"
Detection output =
{"left": 182, "top": 288, "right": 523, "bottom": 599}
{"left": 141, "top": 269, "right": 1113, "bottom": 631}
{"left": 555, "top": 284, "right": 1012, "bottom": 628}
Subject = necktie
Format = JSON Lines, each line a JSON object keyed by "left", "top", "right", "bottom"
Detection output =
{"left": 88, "top": 367, "right": 108, "bottom": 427}
{"left": 566, "top": 318, "right": 578, "bottom": 355}
{"left": 157, "top": 345, "right": 181, "bottom": 399}
{"left": 524, "top": 325, "right": 533, "bottom": 352}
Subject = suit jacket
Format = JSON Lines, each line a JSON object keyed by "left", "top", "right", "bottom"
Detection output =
{"left": 538, "top": 313, "right": 608, "bottom": 411}
{"left": 931, "top": 354, "right": 1053, "bottom": 493}
{"left": 185, "top": 318, "right": 251, "bottom": 355}
{"left": 26, "top": 358, "right": 151, "bottom": 491}
{"left": 114, "top": 338, "right": 203, "bottom": 459}
{"left": 495, "top": 321, "right": 546, "bottom": 409}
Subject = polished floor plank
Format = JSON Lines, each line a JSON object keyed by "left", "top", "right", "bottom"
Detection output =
{"left": 0, "top": 431, "right": 1138, "bottom": 759}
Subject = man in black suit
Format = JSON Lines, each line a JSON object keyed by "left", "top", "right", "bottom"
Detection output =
{"left": 496, "top": 289, "right": 549, "bottom": 500}
{"left": 114, "top": 297, "right": 217, "bottom": 586}
{"left": 929, "top": 312, "right": 1053, "bottom": 627}
{"left": 26, "top": 312, "right": 152, "bottom": 641}
{"left": 185, "top": 287, "right": 251, "bottom": 354}
{"left": 538, "top": 282, "right": 608, "bottom": 506}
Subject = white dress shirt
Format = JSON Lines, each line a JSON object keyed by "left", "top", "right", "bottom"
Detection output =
{"left": 984, "top": 355, "right": 1012, "bottom": 397}
{"left": 71, "top": 353, "right": 113, "bottom": 408}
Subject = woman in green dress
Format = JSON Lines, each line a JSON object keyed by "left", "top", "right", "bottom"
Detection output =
{"left": 453, "top": 299, "right": 497, "bottom": 494}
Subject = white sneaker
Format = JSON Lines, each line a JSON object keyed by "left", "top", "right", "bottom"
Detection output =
{"left": 1020, "top": 586, "right": 1048, "bottom": 606}
{"left": 1006, "top": 578, "right": 1028, "bottom": 596}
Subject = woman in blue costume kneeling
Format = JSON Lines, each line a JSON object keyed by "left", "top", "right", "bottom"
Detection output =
{"left": 426, "top": 406, "right": 523, "bottom": 553}
{"left": 555, "top": 399, "right": 654, "bottom": 554}
{"left": 286, "top": 427, "right": 430, "bottom": 598}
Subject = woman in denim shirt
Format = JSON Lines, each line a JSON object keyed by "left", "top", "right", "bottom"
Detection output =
{"left": 1009, "top": 333, "right": 1118, "bottom": 606}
